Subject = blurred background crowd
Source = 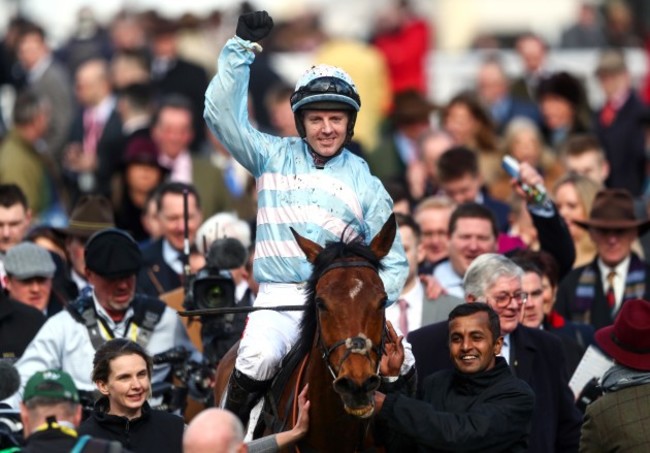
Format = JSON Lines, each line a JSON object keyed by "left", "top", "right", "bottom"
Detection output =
{"left": 0, "top": 0, "right": 649, "bottom": 232}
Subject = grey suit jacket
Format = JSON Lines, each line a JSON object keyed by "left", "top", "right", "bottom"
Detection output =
{"left": 32, "top": 60, "right": 74, "bottom": 160}
{"left": 420, "top": 294, "right": 465, "bottom": 327}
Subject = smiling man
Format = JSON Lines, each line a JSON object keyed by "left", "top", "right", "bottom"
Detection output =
{"left": 203, "top": 10, "right": 409, "bottom": 425}
{"left": 432, "top": 203, "right": 498, "bottom": 298}
{"left": 7, "top": 228, "right": 196, "bottom": 406}
{"left": 375, "top": 303, "right": 534, "bottom": 452}
{"left": 409, "top": 254, "right": 582, "bottom": 453}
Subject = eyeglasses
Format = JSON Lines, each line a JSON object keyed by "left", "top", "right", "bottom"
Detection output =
{"left": 487, "top": 291, "right": 528, "bottom": 308}
{"left": 290, "top": 77, "right": 361, "bottom": 109}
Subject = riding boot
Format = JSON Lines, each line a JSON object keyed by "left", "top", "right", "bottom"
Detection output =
{"left": 225, "top": 369, "right": 272, "bottom": 427}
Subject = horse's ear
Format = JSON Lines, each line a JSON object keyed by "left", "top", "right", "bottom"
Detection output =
{"left": 290, "top": 227, "right": 323, "bottom": 264}
{"left": 369, "top": 213, "right": 397, "bottom": 260}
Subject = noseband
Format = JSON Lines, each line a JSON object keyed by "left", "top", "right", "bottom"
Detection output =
{"left": 315, "top": 260, "right": 387, "bottom": 380}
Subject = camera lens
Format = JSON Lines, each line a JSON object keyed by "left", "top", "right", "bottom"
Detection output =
{"left": 205, "top": 286, "right": 224, "bottom": 308}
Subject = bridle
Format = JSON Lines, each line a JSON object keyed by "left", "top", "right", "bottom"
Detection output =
{"left": 313, "top": 260, "right": 387, "bottom": 380}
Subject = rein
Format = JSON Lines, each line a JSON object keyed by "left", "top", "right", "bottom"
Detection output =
{"left": 314, "top": 260, "right": 387, "bottom": 380}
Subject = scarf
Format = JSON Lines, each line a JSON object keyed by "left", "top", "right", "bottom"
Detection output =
{"left": 573, "top": 253, "right": 646, "bottom": 318}
{"left": 601, "top": 364, "right": 650, "bottom": 393}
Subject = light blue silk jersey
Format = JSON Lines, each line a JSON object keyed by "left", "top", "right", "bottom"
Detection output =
{"left": 204, "top": 37, "right": 407, "bottom": 305}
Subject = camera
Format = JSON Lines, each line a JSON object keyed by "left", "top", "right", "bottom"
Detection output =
{"left": 183, "top": 265, "right": 242, "bottom": 365}
{"left": 183, "top": 267, "right": 236, "bottom": 312}
{"left": 152, "top": 347, "right": 216, "bottom": 411}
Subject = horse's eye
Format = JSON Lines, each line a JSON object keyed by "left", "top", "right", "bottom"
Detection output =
{"left": 379, "top": 298, "right": 387, "bottom": 309}
{"left": 315, "top": 298, "right": 328, "bottom": 311}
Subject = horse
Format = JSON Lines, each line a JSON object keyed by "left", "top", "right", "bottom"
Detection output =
{"left": 214, "top": 213, "right": 398, "bottom": 452}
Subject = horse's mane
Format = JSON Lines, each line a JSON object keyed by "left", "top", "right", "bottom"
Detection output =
{"left": 294, "top": 234, "right": 385, "bottom": 359}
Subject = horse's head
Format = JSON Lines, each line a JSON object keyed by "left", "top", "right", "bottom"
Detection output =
{"left": 290, "top": 214, "right": 396, "bottom": 419}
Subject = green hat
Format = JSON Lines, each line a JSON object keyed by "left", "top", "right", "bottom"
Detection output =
{"left": 23, "top": 370, "right": 80, "bottom": 403}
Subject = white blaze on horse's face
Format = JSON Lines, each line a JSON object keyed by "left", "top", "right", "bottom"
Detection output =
{"left": 349, "top": 278, "right": 363, "bottom": 299}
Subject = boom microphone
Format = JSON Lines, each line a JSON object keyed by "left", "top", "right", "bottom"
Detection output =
{"left": 0, "top": 361, "right": 20, "bottom": 400}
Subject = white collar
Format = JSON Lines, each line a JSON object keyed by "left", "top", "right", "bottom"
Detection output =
{"left": 597, "top": 255, "right": 631, "bottom": 281}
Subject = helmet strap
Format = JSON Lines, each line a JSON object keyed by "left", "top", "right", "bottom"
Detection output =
{"left": 305, "top": 140, "right": 343, "bottom": 169}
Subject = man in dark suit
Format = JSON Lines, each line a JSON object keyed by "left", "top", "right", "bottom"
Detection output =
{"left": 150, "top": 18, "right": 208, "bottom": 150}
{"left": 510, "top": 33, "right": 550, "bottom": 103}
{"left": 476, "top": 56, "right": 542, "bottom": 133}
{"left": 436, "top": 146, "right": 510, "bottom": 232}
{"left": 409, "top": 253, "right": 582, "bottom": 453}
{"left": 64, "top": 58, "right": 124, "bottom": 202}
{"left": 17, "top": 23, "right": 74, "bottom": 161}
{"left": 152, "top": 95, "right": 233, "bottom": 220}
{"left": 556, "top": 188, "right": 650, "bottom": 330}
{"left": 137, "top": 182, "right": 203, "bottom": 296}
{"left": 593, "top": 49, "right": 646, "bottom": 197}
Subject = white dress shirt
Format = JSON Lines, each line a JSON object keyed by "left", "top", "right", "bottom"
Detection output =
{"left": 433, "top": 260, "right": 464, "bottom": 298}
{"left": 598, "top": 255, "right": 630, "bottom": 313}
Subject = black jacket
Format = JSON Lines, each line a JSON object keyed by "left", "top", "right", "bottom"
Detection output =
{"left": 0, "top": 296, "right": 45, "bottom": 359}
{"left": 555, "top": 254, "right": 650, "bottom": 330}
{"left": 20, "top": 428, "right": 81, "bottom": 453}
{"left": 408, "top": 322, "right": 582, "bottom": 453}
{"left": 377, "top": 357, "right": 534, "bottom": 452}
{"left": 78, "top": 398, "right": 184, "bottom": 453}
{"left": 136, "top": 239, "right": 182, "bottom": 297}
{"left": 20, "top": 426, "right": 129, "bottom": 453}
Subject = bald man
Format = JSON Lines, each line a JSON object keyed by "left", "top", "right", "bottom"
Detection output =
{"left": 183, "top": 386, "right": 309, "bottom": 453}
{"left": 184, "top": 409, "right": 246, "bottom": 453}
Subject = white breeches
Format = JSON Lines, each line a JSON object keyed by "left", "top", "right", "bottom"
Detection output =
{"left": 235, "top": 283, "right": 307, "bottom": 381}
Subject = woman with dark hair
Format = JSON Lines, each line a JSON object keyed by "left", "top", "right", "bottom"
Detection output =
{"left": 536, "top": 71, "right": 592, "bottom": 150}
{"left": 441, "top": 90, "right": 501, "bottom": 189}
{"left": 78, "top": 338, "right": 184, "bottom": 452}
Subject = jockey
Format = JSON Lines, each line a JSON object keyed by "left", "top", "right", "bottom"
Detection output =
{"left": 204, "top": 10, "right": 414, "bottom": 425}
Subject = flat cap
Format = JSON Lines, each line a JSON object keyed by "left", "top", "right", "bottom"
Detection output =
{"left": 84, "top": 229, "right": 142, "bottom": 278}
{"left": 4, "top": 242, "right": 56, "bottom": 279}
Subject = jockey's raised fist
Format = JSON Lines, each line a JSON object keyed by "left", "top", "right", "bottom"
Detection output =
{"left": 236, "top": 11, "right": 274, "bottom": 42}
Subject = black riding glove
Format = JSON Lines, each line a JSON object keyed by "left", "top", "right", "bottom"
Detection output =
{"left": 236, "top": 11, "right": 274, "bottom": 42}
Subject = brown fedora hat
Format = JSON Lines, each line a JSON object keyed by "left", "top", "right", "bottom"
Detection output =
{"left": 58, "top": 195, "right": 115, "bottom": 239}
{"left": 573, "top": 188, "right": 650, "bottom": 234}
{"left": 595, "top": 298, "right": 650, "bottom": 371}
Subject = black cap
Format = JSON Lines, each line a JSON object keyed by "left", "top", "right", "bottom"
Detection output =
{"left": 84, "top": 228, "right": 142, "bottom": 278}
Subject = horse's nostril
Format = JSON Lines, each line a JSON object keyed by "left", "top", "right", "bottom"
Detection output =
{"left": 333, "top": 376, "right": 356, "bottom": 395}
{"left": 333, "top": 375, "right": 381, "bottom": 395}
{"left": 363, "top": 374, "right": 381, "bottom": 392}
